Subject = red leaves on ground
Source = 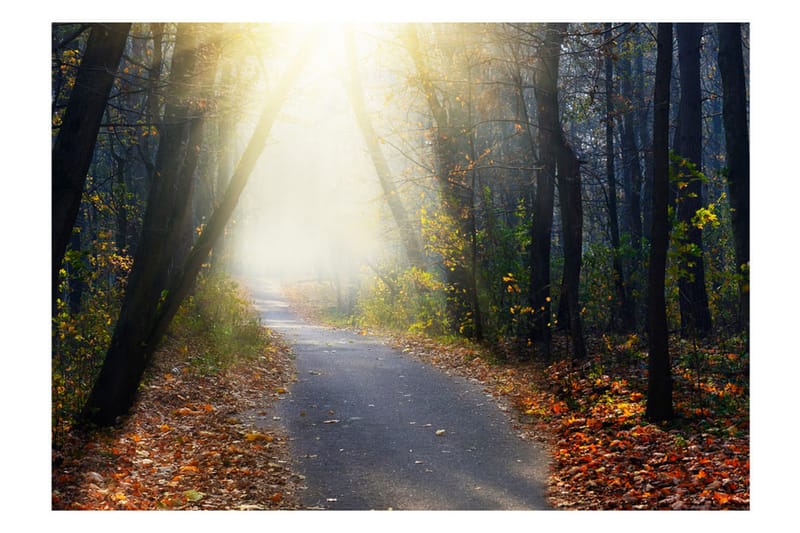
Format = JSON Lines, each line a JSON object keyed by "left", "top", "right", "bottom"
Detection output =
{"left": 391, "top": 332, "right": 749, "bottom": 510}
{"left": 52, "top": 335, "right": 303, "bottom": 510}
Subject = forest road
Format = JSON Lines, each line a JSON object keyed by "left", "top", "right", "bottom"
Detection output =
{"left": 243, "top": 277, "right": 551, "bottom": 510}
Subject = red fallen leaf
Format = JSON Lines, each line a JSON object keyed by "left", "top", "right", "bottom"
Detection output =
{"left": 713, "top": 492, "right": 731, "bottom": 505}
{"left": 269, "top": 492, "right": 283, "bottom": 502}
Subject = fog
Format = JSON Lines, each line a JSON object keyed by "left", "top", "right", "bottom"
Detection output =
{"left": 229, "top": 26, "right": 389, "bottom": 285}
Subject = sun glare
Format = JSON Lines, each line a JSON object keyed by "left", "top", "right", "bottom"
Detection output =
{"left": 230, "top": 24, "right": 390, "bottom": 285}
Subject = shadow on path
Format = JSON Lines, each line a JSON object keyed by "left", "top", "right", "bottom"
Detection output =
{"left": 243, "top": 277, "right": 551, "bottom": 510}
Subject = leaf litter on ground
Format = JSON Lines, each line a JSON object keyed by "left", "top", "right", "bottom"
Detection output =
{"left": 52, "top": 330, "right": 303, "bottom": 510}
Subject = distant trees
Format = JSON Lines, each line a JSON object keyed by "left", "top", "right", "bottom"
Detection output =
{"left": 344, "top": 29, "right": 425, "bottom": 270}
{"left": 603, "top": 23, "right": 635, "bottom": 333}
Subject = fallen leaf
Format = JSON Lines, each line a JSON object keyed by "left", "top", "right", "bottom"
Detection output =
{"left": 183, "top": 489, "right": 205, "bottom": 502}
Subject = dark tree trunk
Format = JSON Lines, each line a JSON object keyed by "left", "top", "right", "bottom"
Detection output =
{"left": 80, "top": 31, "right": 314, "bottom": 427}
{"left": 646, "top": 23, "right": 674, "bottom": 423}
{"left": 80, "top": 24, "right": 209, "bottom": 426}
{"left": 557, "top": 137, "right": 586, "bottom": 360}
{"left": 717, "top": 23, "right": 750, "bottom": 332}
{"left": 52, "top": 23, "right": 131, "bottom": 309}
{"left": 604, "top": 24, "right": 634, "bottom": 332}
{"left": 527, "top": 23, "right": 566, "bottom": 358}
{"left": 345, "top": 29, "right": 425, "bottom": 270}
{"left": 674, "top": 23, "right": 712, "bottom": 337}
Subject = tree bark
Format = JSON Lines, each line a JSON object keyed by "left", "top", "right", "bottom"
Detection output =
{"left": 674, "top": 23, "right": 712, "bottom": 337}
{"left": 646, "top": 23, "right": 674, "bottom": 423}
{"left": 717, "top": 23, "right": 750, "bottom": 332}
{"left": 527, "top": 23, "right": 566, "bottom": 358}
{"left": 557, "top": 136, "right": 586, "bottom": 359}
{"left": 52, "top": 23, "right": 131, "bottom": 309}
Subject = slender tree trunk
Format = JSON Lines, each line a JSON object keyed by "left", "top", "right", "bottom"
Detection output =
{"left": 717, "top": 23, "right": 750, "bottom": 332}
{"left": 646, "top": 23, "right": 674, "bottom": 423}
{"left": 620, "top": 27, "right": 643, "bottom": 254}
{"left": 557, "top": 137, "right": 586, "bottom": 359}
{"left": 81, "top": 31, "right": 315, "bottom": 427}
{"left": 637, "top": 29, "right": 654, "bottom": 244}
{"left": 52, "top": 23, "right": 131, "bottom": 308}
{"left": 527, "top": 23, "right": 566, "bottom": 358}
{"left": 674, "top": 23, "right": 712, "bottom": 337}
{"left": 345, "top": 29, "right": 425, "bottom": 269}
{"left": 604, "top": 24, "right": 634, "bottom": 332}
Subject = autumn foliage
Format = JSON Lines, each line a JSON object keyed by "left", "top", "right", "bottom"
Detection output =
{"left": 388, "top": 332, "right": 749, "bottom": 510}
{"left": 52, "top": 278, "right": 303, "bottom": 510}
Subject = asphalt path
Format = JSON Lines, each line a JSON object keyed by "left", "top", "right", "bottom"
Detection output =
{"left": 244, "top": 277, "right": 551, "bottom": 510}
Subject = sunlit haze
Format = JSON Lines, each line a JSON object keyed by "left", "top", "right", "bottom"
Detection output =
{"left": 230, "top": 25, "right": 391, "bottom": 284}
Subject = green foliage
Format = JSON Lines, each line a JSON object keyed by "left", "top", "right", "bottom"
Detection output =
{"left": 477, "top": 190, "right": 531, "bottom": 340}
{"left": 52, "top": 230, "right": 132, "bottom": 447}
{"left": 169, "top": 272, "right": 269, "bottom": 374}
{"left": 420, "top": 206, "right": 467, "bottom": 272}
{"left": 355, "top": 266, "right": 449, "bottom": 336}
{"left": 578, "top": 242, "right": 616, "bottom": 329}
{"left": 698, "top": 191, "right": 741, "bottom": 330}
{"left": 667, "top": 155, "right": 742, "bottom": 331}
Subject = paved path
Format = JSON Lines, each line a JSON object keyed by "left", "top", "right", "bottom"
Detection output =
{"left": 244, "top": 277, "right": 551, "bottom": 510}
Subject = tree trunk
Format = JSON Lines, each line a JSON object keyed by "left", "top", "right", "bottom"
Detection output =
{"left": 527, "top": 23, "right": 566, "bottom": 358}
{"left": 646, "top": 23, "right": 674, "bottom": 423}
{"left": 674, "top": 23, "right": 713, "bottom": 337}
{"left": 80, "top": 24, "right": 209, "bottom": 426}
{"left": 557, "top": 137, "right": 586, "bottom": 360}
{"left": 603, "top": 24, "right": 634, "bottom": 332}
{"left": 637, "top": 28, "right": 654, "bottom": 244}
{"left": 81, "top": 30, "right": 315, "bottom": 427}
{"left": 717, "top": 23, "right": 750, "bottom": 332}
{"left": 345, "top": 29, "right": 425, "bottom": 270}
{"left": 52, "top": 23, "right": 131, "bottom": 309}
{"left": 621, "top": 45, "right": 643, "bottom": 255}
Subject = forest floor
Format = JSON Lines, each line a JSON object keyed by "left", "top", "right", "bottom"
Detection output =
{"left": 51, "top": 330, "right": 303, "bottom": 510}
{"left": 52, "top": 283, "right": 749, "bottom": 511}
{"left": 285, "top": 283, "right": 750, "bottom": 510}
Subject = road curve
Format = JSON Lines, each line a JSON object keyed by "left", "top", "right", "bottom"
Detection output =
{"left": 244, "top": 277, "right": 551, "bottom": 510}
